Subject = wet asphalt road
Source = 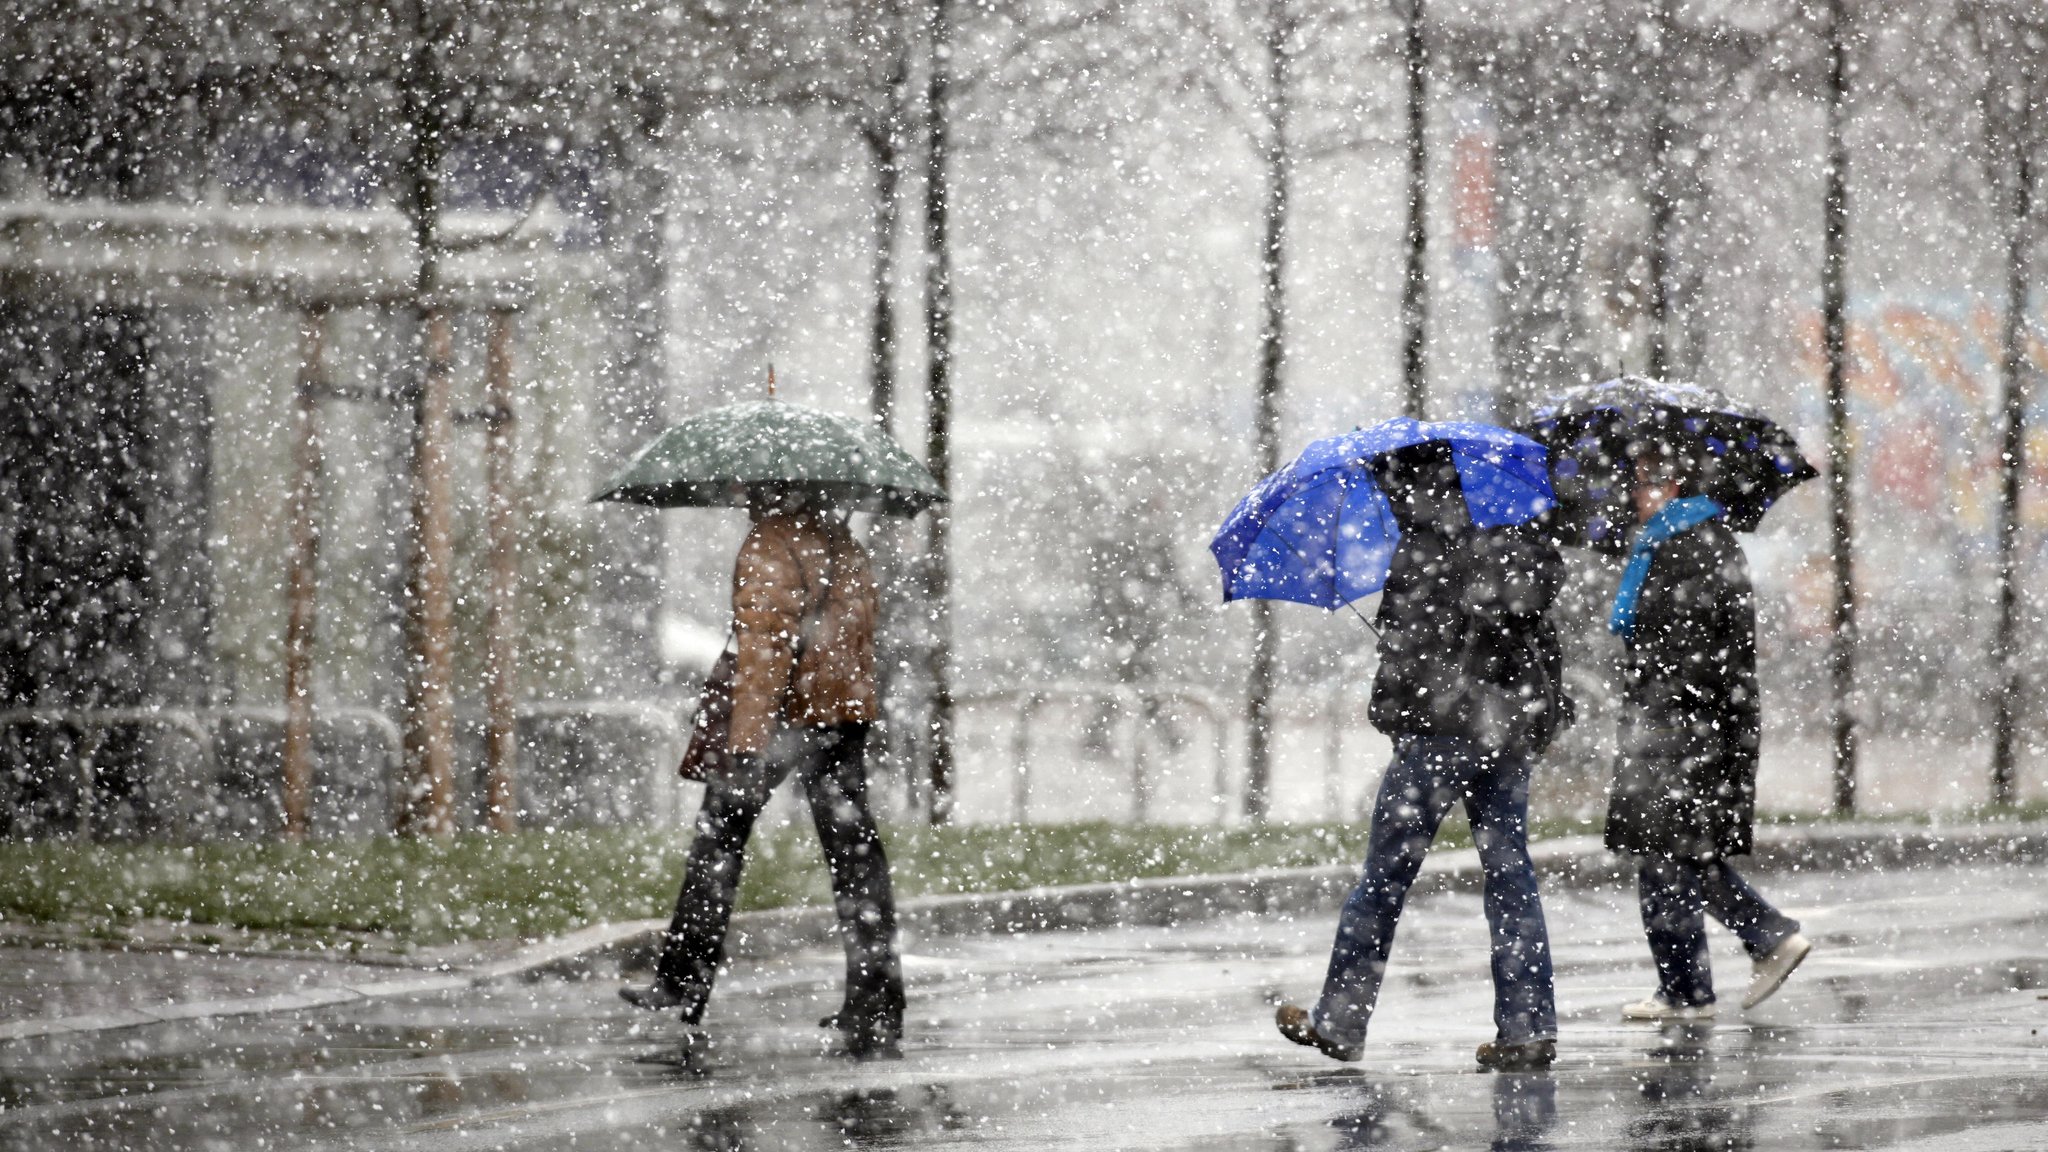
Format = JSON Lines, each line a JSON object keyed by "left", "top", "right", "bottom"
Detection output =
{"left": 3, "top": 860, "right": 2047, "bottom": 1151}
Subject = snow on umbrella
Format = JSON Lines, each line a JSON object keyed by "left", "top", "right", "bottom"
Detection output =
{"left": 1210, "top": 417, "right": 1555, "bottom": 610}
{"left": 591, "top": 399, "right": 946, "bottom": 517}
{"left": 1521, "top": 375, "right": 1818, "bottom": 551}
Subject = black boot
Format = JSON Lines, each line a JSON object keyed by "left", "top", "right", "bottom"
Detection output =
{"left": 822, "top": 1001, "right": 903, "bottom": 1060}
{"left": 841, "top": 1018, "right": 903, "bottom": 1061}
{"left": 619, "top": 980, "right": 691, "bottom": 1012}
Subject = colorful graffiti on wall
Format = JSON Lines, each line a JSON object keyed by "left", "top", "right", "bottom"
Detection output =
{"left": 1790, "top": 298, "right": 2048, "bottom": 544}
{"left": 1774, "top": 298, "right": 2048, "bottom": 637}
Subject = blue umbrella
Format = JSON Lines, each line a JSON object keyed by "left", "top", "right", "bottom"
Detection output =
{"left": 1210, "top": 418, "right": 1554, "bottom": 610}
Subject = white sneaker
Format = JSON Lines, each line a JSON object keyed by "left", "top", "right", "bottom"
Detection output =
{"left": 1743, "top": 932, "right": 1813, "bottom": 1010}
{"left": 1621, "top": 995, "right": 1716, "bottom": 1022}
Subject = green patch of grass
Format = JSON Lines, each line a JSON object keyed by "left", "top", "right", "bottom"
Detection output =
{"left": 0, "top": 822, "right": 1379, "bottom": 947}
{"left": 0, "top": 815, "right": 1624, "bottom": 949}
{"left": 0, "top": 832, "right": 681, "bottom": 947}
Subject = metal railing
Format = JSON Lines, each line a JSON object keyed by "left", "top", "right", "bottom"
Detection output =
{"left": 956, "top": 684, "right": 1231, "bottom": 824}
{"left": 0, "top": 707, "right": 216, "bottom": 841}
{"left": 0, "top": 699, "right": 687, "bottom": 839}
{"left": 209, "top": 704, "right": 405, "bottom": 766}
{"left": 515, "top": 698, "right": 688, "bottom": 828}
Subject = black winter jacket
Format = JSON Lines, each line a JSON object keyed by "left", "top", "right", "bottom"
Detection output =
{"left": 1603, "top": 520, "right": 1762, "bottom": 860}
{"left": 1367, "top": 525, "right": 1571, "bottom": 755}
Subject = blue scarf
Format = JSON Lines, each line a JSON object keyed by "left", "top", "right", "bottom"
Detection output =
{"left": 1609, "top": 496, "right": 1724, "bottom": 640}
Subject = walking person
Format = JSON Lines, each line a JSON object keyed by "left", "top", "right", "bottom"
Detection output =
{"left": 1274, "top": 441, "right": 1572, "bottom": 1071}
{"left": 1606, "top": 447, "right": 1810, "bottom": 1023}
{"left": 621, "top": 490, "right": 905, "bottom": 1058}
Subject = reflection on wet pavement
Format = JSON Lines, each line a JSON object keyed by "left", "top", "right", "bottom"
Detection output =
{"left": 2, "top": 862, "right": 2046, "bottom": 1149}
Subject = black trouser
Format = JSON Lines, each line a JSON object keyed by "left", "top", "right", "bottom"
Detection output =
{"left": 655, "top": 723, "right": 903, "bottom": 1034}
{"left": 1637, "top": 857, "right": 1800, "bottom": 1008}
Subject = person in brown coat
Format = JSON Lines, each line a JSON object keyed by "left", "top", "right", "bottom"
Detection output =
{"left": 621, "top": 490, "right": 904, "bottom": 1058}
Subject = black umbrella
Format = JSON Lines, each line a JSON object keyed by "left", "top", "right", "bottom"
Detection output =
{"left": 1521, "top": 376, "right": 1818, "bottom": 551}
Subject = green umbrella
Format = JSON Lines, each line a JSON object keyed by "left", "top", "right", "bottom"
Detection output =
{"left": 591, "top": 399, "right": 946, "bottom": 517}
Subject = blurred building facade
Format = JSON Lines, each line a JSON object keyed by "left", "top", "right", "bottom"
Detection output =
{"left": 0, "top": 24, "right": 679, "bottom": 838}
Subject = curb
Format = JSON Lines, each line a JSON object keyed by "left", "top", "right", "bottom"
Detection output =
{"left": 6, "top": 820, "right": 2041, "bottom": 1044}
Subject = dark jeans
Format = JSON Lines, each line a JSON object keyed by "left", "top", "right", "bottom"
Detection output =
{"left": 655, "top": 723, "right": 903, "bottom": 1032}
{"left": 1638, "top": 852, "right": 1802, "bottom": 1004}
{"left": 1313, "top": 735, "right": 1556, "bottom": 1047}
{"left": 1637, "top": 857, "right": 1800, "bottom": 1007}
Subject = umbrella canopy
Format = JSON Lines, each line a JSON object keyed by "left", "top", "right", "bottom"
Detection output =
{"left": 592, "top": 400, "right": 945, "bottom": 517}
{"left": 1210, "top": 418, "right": 1555, "bottom": 610}
{"left": 1523, "top": 375, "right": 1817, "bottom": 549}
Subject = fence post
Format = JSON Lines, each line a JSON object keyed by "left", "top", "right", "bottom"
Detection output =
{"left": 1209, "top": 700, "right": 1230, "bottom": 825}
{"left": 1011, "top": 691, "right": 1040, "bottom": 823}
{"left": 73, "top": 723, "right": 99, "bottom": 842}
{"left": 1126, "top": 687, "right": 1150, "bottom": 824}
{"left": 1323, "top": 677, "right": 1345, "bottom": 821}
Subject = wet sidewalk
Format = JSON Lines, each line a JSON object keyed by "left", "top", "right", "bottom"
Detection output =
{"left": 2, "top": 859, "right": 2044, "bottom": 1149}
{"left": 0, "top": 920, "right": 659, "bottom": 1042}
{"left": 0, "top": 943, "right": 386, "bottom": 1030}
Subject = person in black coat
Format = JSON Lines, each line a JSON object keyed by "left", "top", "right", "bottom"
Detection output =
{"left": 1367, "top": 521, "right": 1571, "bottom": 758}
{"left": 1275, "top": 441, "right": 1572, "bottom": 1072}
{"left": 1606, "top": 447, "right": 1812, "bottom": 1021}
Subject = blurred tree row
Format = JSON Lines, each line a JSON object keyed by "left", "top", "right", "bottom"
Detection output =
{"left": 3, "top": 0, "right": 2044, "bottom": 831}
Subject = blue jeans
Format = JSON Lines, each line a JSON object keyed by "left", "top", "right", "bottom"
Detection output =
{"left": 1638, "top": 858, "right": 1800, "bottom": 1007}
{"left": 1313, "top": 735, "right": 1556, "bottom": 1047}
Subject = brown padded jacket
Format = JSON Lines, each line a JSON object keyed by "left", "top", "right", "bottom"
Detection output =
{"left": 727, "top": 511, "right": 879, "bottom": 756}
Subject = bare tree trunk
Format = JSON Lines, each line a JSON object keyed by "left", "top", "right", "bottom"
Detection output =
{"left": 1992, "top": 130, "right": 2032, "bottom": 807}
{"left": 870, "top": 144, "right": 902, "bottom": 426}
{"left": 281, "top": 303, "right": 328, "bottom": 840}
{"left": 869, "top": 1, "right": 909, "bottom": 430}
{"left": 1820, "top": 0, "right": 1857, "bottom": 815}
{"left": 483, "top": 307, "right": 521, "bottom": 832}
{"left": 590, "top": 95, "right": 671, "bottom": 705}
{"left": 923, "top": 0, "right": 957, "bottom": 824}
{"left": 1644, "top": 0, "right": 1674, "bottom": 380}
{"left": 401, "top": 307, "right": 458, "bottom": 836}
{"left": 397, "top": 20, "right": 457, "bottom": 836}
{"left": 1400, "top": 0, "right": 1429, "bottom": 419}
{"left": 397, "top": 5, "right": 458, "bottom": 836}
{"left": 1245, "top": 0, "right": 1294, "bottom": 826}
{"left": 865, "top": 13, "right": 915, "bottom": 803}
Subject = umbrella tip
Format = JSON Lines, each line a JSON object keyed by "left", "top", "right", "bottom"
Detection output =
{"left": 767, "top": 362, "right": 776, "bottom": 399}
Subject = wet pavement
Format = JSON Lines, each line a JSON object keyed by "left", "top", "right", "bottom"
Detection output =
{"left": 3, "top": 860, "right": 2046, "bottom": 1150}
{"left": 0, "top": 944, "right": 401, "bottom": 1025}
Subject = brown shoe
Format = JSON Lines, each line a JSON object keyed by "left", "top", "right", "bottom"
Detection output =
{"left": 1475, "top": 1038, "right": 1555, "bottom": 1071}
{"left": 1274, "top": 1004, "right": 1362, "bottom": 1062}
